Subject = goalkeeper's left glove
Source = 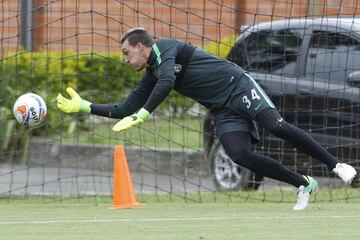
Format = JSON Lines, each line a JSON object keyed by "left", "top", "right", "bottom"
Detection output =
{"left": 112, "top": 108, "right": 150, "bottom": 132}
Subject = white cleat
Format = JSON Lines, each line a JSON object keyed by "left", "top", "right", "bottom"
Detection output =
{"left": 293, "top": 176, "right": 318, "bottom": 211}
{"left": 293, "top": 186, "right": 309, "bottom": 211}
{"left": 333, "top": 163, "right": 357, "bottom": 184}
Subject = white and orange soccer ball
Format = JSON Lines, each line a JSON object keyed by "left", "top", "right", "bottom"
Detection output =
{"left": 13, "top": 93, "right": 47, "bottom": 127}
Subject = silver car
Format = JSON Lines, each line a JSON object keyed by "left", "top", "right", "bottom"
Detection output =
{"left": 204, "top": 17, "right": 360, "bottom": 191}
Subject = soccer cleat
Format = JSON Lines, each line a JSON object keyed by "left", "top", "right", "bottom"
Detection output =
{"left": 293, "top": 176, "right": 318, "bottom": 211}
{"left": 333, "top": 163, "right": 357, "bottom": 184}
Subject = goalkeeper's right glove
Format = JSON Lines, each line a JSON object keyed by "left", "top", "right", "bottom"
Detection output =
{"left": 57, "top": 87, "right": 92, "bottom": 113}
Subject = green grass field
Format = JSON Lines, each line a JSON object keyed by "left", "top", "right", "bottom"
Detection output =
{"left": 1, "top": 195, "right": 360, "bottom": 240}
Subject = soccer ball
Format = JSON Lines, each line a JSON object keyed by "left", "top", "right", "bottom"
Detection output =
{"left": 13, "top": 93, "right": 47, "bottom": 127}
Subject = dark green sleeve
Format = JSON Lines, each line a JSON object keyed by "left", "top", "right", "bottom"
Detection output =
{"left": 91, "top": 72, "right": 155, "bottom": 118}
{"left": 142, "top": 58, "right": 176, "bottom": 112}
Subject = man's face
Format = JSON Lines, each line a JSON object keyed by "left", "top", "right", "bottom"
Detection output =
{"left": 121, "top": 40, "right": 148, "bottom": 71}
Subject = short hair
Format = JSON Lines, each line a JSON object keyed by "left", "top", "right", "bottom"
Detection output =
{"left": 120, "top": 28, "right": 154, "bottom": 47}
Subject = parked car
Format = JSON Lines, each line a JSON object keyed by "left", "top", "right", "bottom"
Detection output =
{"left": 203, "top": 17, "right": 360, "bottom": 191}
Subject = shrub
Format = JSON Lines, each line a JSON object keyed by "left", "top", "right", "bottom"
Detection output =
{"left": 0, "top": 36, "right": 234, "bottom": 162}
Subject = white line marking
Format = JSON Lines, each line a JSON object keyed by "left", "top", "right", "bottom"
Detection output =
{"left": 1, "top": 215, "right": 360, "bottom": 225}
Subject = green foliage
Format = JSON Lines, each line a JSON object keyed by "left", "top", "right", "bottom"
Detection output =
{"left": 0, "top": 51, "right": 138, "bottom": 162}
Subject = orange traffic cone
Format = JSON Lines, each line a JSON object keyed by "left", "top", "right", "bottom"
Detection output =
{"left": 112, "top": 145, "right": 140, "bottom": 209}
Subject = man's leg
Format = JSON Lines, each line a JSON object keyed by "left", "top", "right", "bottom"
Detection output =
{"left": 220, "top": 131, "right": 308, "bottom": 188}
{"left": 220, "top": 131, "right": 317, "bottom": 210}
{"left": 256, "top": 108, "right": 357, "bottom": 183}
{"left": 232, "top": 73, "right": 342, "bottom": 171}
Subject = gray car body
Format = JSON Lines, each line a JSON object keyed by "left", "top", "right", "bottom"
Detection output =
{"left": 204, "top": 17, "right": 360, "bottom": 190}
{"left": 230, "top": 17, "right": 360, "bottom": 147}
{"left": 239, "top": 17, "right": 360, "bottom": 101}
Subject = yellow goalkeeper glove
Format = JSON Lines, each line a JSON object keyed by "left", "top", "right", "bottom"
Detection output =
{"left": 112, "top": 108, "right": 150, "bottom": 132}
{"left": 57, "top": 87, "right": 91, "bottom": 113}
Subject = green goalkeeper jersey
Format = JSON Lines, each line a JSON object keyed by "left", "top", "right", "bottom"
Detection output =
{"left": 91, "top": 38, "right": 247, "bottom": 118}
{"left": 142, "top": 38, "right": 246, "bottom": 113}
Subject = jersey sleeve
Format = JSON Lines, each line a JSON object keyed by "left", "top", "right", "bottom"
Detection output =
{"left": 90, "top": 72, "right": 155, "bottom": 118}
{"left": 142, "top": 56, "right": 176, "bottom": 113}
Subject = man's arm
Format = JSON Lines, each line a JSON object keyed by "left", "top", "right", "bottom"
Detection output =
{"left": 91, "top": 73, "right": 155, "bottom": 118}
{"left": 57, "top": 72, "right": 155, "bottom": 119}
{"left": 142, "top": 57, "right": 176, "bottom": 113}
{"left": 112, "top": 57, "right": 177, "bottom": 132}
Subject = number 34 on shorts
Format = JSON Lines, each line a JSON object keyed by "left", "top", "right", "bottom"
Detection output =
{"left": 242, "top": 88, "right": 262, "bottom": 110}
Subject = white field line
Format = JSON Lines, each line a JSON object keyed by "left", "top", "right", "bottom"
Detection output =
{"left": 0, "top": 215, "right": 360, "bottom": 225}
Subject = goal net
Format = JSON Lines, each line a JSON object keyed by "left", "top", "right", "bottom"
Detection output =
{"left": 1, "top": 0, "right": 359, "bottom": 203}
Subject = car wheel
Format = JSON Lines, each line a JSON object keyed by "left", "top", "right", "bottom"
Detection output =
{"left": 209, "top": 139, "right": 263, "bottom": 191}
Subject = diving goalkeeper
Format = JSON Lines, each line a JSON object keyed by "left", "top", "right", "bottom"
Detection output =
{"left": 57, "top": 28, "right": 357, "bottom": 211}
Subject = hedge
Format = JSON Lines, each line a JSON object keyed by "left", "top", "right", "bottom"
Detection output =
{"left": 0, "top": 36, "right": 236, "bottom": 161}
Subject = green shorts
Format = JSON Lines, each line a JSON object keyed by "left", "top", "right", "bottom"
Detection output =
{"left": 213, "top": 108, "right": 261, "bottom": 143}
{"left": 228, "top": 73, "right": 275, "bottom": 118}
{"left": 213, "top": 73, "right": 275, "bottom": 142}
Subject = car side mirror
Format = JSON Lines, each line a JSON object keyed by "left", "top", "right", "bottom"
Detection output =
{"left": 347, "top": 71, "right": 360, "bottom": 87}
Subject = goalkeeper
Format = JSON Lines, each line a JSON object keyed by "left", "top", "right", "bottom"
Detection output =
{"left": 57, "top": 28, "right": 357, "bottom": 210}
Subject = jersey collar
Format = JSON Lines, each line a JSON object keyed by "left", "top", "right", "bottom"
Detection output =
{"left": 147, "top": 43, "right": 162, "bottom": 66}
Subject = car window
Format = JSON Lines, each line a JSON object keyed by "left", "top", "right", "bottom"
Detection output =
{"left": 305, "top": 31, "right": 360, "bottom": 83}
{"left": 243, "top": 29, "right": 303, "bottom": 76}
